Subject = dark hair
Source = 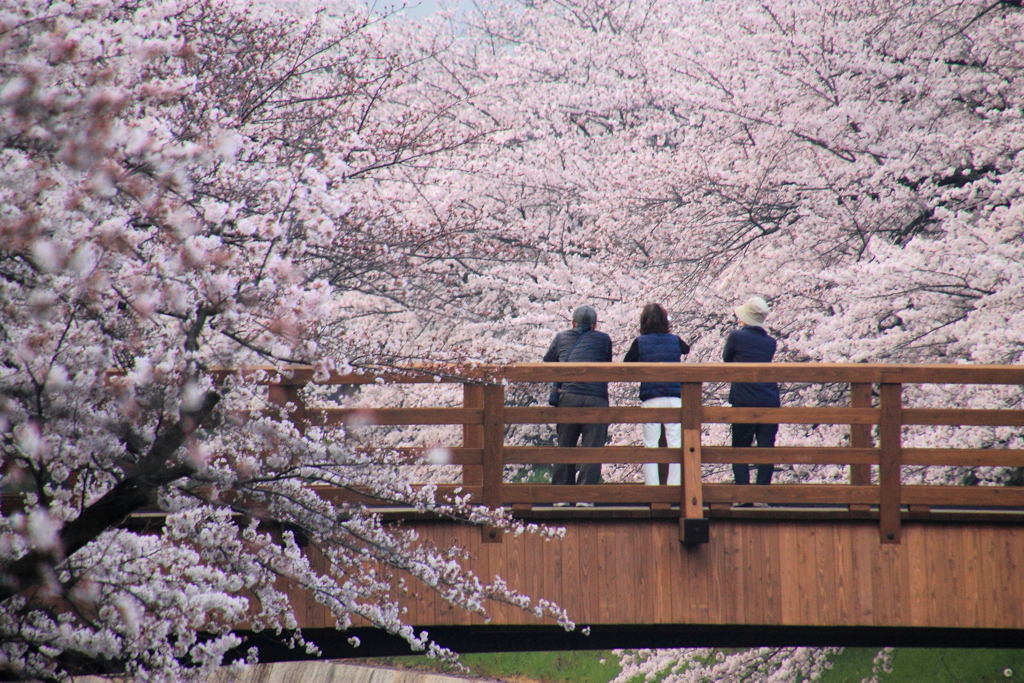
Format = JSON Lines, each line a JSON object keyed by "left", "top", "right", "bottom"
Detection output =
{"left": 639, "top": 303, "right": 670, "bottom": 335}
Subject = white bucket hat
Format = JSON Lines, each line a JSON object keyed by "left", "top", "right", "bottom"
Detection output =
{"left": 734, "top": 296, "right": 770, "bottom": 327}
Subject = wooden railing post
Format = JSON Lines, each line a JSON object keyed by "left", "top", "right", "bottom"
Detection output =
{"left": 481, "top": 383, "right": 505, "bottom": 543}
{"left": 462, "top": 384, "right": 484, "bottom": 486}
{"left": 849, "top": 382, "right": 873, "bottom": 512}
{"left": 680, "top": 382, "right": 708, "bottom": 545}
{"left": 879, "top": 383, "right": 903, "bottom": 543}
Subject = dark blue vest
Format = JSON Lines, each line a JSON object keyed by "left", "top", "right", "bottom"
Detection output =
{"left": 723, "top": 326, "right": 780, "bottom": 407}
{"left": 637, "top": 333, "right": 682, "bottom": 401}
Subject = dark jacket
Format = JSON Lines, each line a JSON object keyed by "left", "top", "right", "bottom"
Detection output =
{"left": 723, "top": 326, "right": 780, "bottom": 407}
{"left": 543, "top": 326, "right": 613, "bottom": 399}
{"left": 623, "top": 333, "right": 690, "bottom": 401}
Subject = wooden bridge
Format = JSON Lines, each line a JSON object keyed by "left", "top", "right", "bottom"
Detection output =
{"left": 239, "top": 362, "right": 1024, "bottom": 656}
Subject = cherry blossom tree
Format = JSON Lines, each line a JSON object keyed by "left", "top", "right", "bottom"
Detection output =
{"left": 428, "top": 0, "right": 1024, "bottom": 679}
{"left": 441, "top": 0, "right": 1024, "bottom": 464}
{"left": 0, "top": 1, "right": 570, "bottom": 680}
{"left": 5, "top": 0, "right": 1023, "bottom": 679}
{"left": 614, "top": 647, "right": 843, "bottom": 683}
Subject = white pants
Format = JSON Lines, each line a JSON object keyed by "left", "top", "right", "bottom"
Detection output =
{"left": 641, "top": 396, "right": 681, "bottom": 485}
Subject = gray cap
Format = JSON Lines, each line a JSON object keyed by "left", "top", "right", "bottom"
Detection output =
{"left": 572, "top": 305, "right": 597, "bottom": 328}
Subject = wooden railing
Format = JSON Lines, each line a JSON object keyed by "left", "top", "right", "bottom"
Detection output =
{"left": 248, "top": 363, "right": 1024, "bottom": 545}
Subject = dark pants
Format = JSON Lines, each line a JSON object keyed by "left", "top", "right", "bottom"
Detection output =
{"left": 552, "top": 392, "right": 606, "bottom": 486}
{"left": 731, "top": 422, "right": 778, "bottom": 485}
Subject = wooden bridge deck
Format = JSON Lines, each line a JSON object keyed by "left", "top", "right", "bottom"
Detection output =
{"left": 126, "top": 363, "right": 1024, "bottom": 653}
{"left": 231, "top": 361, "right": 1024, "bottom": 650}
{"left": 292, "top": 515, "right": 1024, "bottom": 632}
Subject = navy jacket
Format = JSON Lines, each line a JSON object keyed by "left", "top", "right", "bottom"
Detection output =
{"left": 543, "top": 326, "right": 613, "bottom": 399}
{"left": 723, "top": 326, "right": 780, "bottom": 407}
{"left": 623, "top": 333, "right": 690, "bottom": 401}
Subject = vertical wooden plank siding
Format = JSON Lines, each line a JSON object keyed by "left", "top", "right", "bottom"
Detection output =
{"left": 563, "top": 519, "right": 584, "bottom": 622}
{"left": 797, "top": 526, "right": 820, "bottom": 623}
{"left": 833, "top": 520, "right": 855, "bottom": 624}
{"left": 956, "top": 526, "right": 979, "bottom": 627}
{"left": 652, "top": 522, "right": 674, "bottom": 622}
{"left": 743, "top": 525, "right": 765, "bottom": 622}
{"left": 462, "top": 384, "right": 484, "bottom": 485}
{"left": 850, "top": 525, "right": 876, "bottom": 624}
{"left": 978, "top": 526, "right": 997, "bottom": 628}
{"left": 778, "top": 524, "right": 800, "bottom": 624}
{"left": 878, "top": 383, "right": 903, "bottom": 543}
{"left": 706, "top": 524, "right": 727, "bottom": 623}
{"left": 470, "top": 524, "right": 493, "bottom": 625}
{"left": 875, "top": 543, "right": 908, "bottom": 625}
{"left": 541, "top": 518, "right": 563, "bottom": 617}
{"left": 683, "top": 535, "right": 711, "bottom": 622}
{"left": 621, "top": 522, "right": 642, "bottom": 623}
{"left": 816, "top": 524, "right": 838, "bottom": 624}
{"left": 481, "top": 384, "right": 505, "bottom": 542}
{"left": 724, "top": 524, "right": 744, "bottom": 622}
{"left": 292, "top": 520, "right": 1024, "bottom": 631}
{"left": 587, "top": 524, "right": 604, "bottom": 625}
{"left": 1003, "top": 526, "right": 1023, "bottom": 627}
{"left": 848, "top": 383, "right": 873, "bottom": 514}
{"left": 761, "top": 521, "right": 782, "bottom": 624}
{"left": 906, "top": 525, "right": 929, "bottom": 626}
{"left": 680, "top": 383, "right": 703, "bottom": 522}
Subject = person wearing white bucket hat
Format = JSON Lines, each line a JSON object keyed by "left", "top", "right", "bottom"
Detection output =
{"left": 734, "top": 296, "right": 770, "bottom": 327}
{"left": 723, "top": 296, "right": 780, "bottom": 487}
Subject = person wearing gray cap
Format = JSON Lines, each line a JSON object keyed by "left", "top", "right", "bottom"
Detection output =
{"left": 723, "top": 296, "right": 780, "bottom": 487}
{"left": 542, "top": 305, "right": 613, "bottom": 500}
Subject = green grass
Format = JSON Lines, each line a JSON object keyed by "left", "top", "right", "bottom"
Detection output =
{"left": 817, "top": 648, "right": 880, "bottom": 683}
{"left": 829, "top": 648, "right": 1024, "bottom": 683}
{"left": 355, "top": 650, "right": 621, "bottom": 683}
{"left": 358, "top": 649, "right": 1024, "bottom": 683}
{"left": 508, "top": 464, "right": 553, "bottom": 484}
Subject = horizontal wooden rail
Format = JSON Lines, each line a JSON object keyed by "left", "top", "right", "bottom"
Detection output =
{"left": 902, "top": 409, "right": 1024, "bottom": 426}
{"left": 504, "top": 447, "right": 880, "bottom": 466}
{"left": 506, "top": 407, "right": 683, "bottom": 424}
{"left": 235, "top": 363, "right": 1024, "bottom": 546}
{"left": 901, "top": 485, "right": 1024, "bottom": 507}
{"left": 702, "top": 407, "right": 880, "bottom": 425}
{"left": 504, "top": 484, "right": 687, "bottom": 505}
{"left": 703, "top": 484, "right": 879, "bottom": 506}
{"left": 902, "top": 449, "right": 1024, "bottom": 467}
{"left": 215, "top": 362, "right": 1024, "bottom": 385}
{"left": 701, "top": 447, "right": 879, "bottom": 465}
{"left": 311, "top": 484, "right": 484, "bottom": 507}
{"left": 354, "top": 447, "right": 484, "bottom": 465}
{"left": 498, "top": 363, "right": 1024, "bottom": 385}
{"left": 505, "top": 446, "right": 660, "bottom": 464}
{"left": 308, "top": 408, "right": 483, "bottom": 426}
{"left": 299, "top": 483, "right": 1024, "bottom": 509}
{"left": 506, "top": 406, "right": 885, "bottom": 426}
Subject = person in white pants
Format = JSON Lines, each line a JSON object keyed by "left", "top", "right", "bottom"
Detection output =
{"left": 622, "top": 303, "right": 691, "bottom": 485}
{"left": 641, "top": 397, "right": 682, "bottom": 484}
